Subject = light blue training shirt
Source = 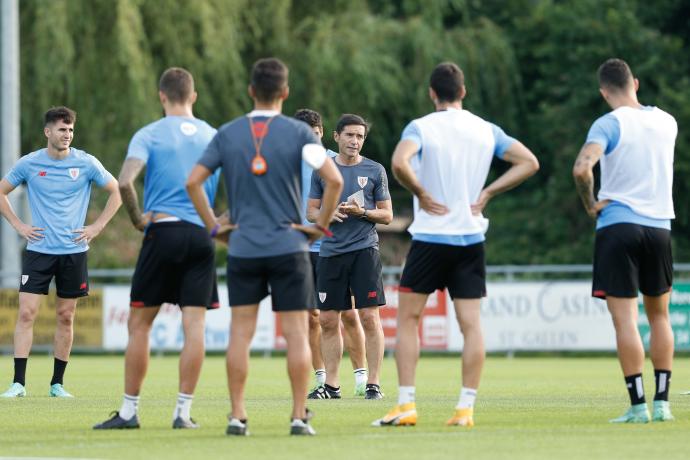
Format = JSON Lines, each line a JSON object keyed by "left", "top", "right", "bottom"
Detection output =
{"left": 4, "top": 148, "right": 115, "bottom": 254}
{"left": 301, "top": 149, "right": 337, "bottom": 252}
{"left": 127, "top": 116, "right": 220, "bottom": 227}
{"left": 585, "top": 108, "right": 670, "bottom": 231}
{"left": 401, "top": 120, "right": 516, "bottom": 246}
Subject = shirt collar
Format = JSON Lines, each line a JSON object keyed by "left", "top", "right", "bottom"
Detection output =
{"left": 248, "top": 110, "right": 280, "bottom": 117}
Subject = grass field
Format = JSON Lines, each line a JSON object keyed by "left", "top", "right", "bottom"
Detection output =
{"left": 0, "top": 355, "right": 688, "bottom": 460}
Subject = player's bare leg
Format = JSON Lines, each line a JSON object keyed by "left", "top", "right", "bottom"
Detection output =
{"left": 53, "top": 297, "right": 77, "bottom": 361}
{"left": 226, "top": 304, "right": 259, "bottom": 421}
{"left": 319, "top": 310, "right": 343, "bottom": 395}
{"left": 13, "top": 292, "right": 42, "bottom": 358}
{"left": 280, "top": 310, "right": 312, "bottom": 419}
{"left": 644, "top": 293, "right": 674, "bottom": 421}
{"left": 172, "top": 306, "right": 206, "bottom": 428}
{"left": 342, "top": 308, "right": 367, "bottom": 394}
{"left": 308, "top": 309, "right": 325, "bottom": 377}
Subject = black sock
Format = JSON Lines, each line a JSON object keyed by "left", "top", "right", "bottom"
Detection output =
{"left": 324, "top": 383, "right": 340, "bottom": 391}
{"left": 654, "top": 369, "right": 671, "bottom": 401}
{"left": 50, "top": 358, "right": 68, "bottom": 386}
{"left": 624, "top": 373, "right": 646, "bottom": 405}
{"left": 13, "top": 358, "right": 27, "bottom": 386}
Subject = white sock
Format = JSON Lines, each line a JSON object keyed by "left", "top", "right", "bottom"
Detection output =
{"left": 354, "top": 368, "right": 367, "bottom": 386}
{"left": 173, "top": 392, "right": 194, "bottom": 420}
{"left": 398, "top": 386, "right": 415, "bottom": 405}
{"left": 315, "top": 369, "right": 326, "bottom": 386}
{"left": 457, "top": 387, "right": 477, "bottom": 409}
{"left": 119, "top": 394, "right": 139, "bottom": 420}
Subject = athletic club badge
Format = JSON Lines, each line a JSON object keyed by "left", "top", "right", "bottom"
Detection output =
{"left": 68, "top": 168, "right": 80, "bottom": 180}
{"left": 357, "top": 176, "right": 368, "bottom": 188}
{"left": 21, "top": 275, "right": 28, "bottom": 285}
{"left": 319, "top": 292, "right": 327, "bottom": 303}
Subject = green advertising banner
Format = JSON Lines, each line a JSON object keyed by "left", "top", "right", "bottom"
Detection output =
{"left": 638, "top": 283, "right": 690, "bottom": 351}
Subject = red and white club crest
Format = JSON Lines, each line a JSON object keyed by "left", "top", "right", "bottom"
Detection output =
{"left": 357, "top": 176, "right": 368, "bottom": 188}
{"left": 68, "top": 168, "right": 80, "bottom": 180}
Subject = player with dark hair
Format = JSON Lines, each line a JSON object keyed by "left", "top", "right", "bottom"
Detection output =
{"left": 373, "top": 61, "right": 538, "bottom": 427}
{"left": 293, "top": 109, "right": 368, "bottom": 397}
{"left": 93, "top": 67, "right": 221, "bottom": 430}
{"left": 573, "top": 58, "right": 677, "bottom": 423}
{"left": 307, "top": 113, "right": 392, "bottom": 401}
{"left": 187, "top": 58, "right": 343, "bottom": 436}
{"left": 0, "top": 106, "right": 121, "bottom": 398}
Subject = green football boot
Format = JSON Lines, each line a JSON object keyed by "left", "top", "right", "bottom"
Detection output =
{"left": 0, "top": 382, "right": 26, "bottom": 398}
{"left": 652, "top": 400, "right": 674, "bottom": 422}
{"left": 609, "top": 403, "right": 650, "bottom": 423}
{"left": 49, "top": 383, "right": 74, "bottom": 398}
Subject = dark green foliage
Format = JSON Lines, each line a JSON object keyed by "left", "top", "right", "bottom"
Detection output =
{"left": 16, "top": 0, "right": 690, "bottom": 267}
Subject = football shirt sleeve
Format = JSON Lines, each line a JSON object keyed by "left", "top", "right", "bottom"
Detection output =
{"left": 586, "top": 113, "right": 620, "bottom": 155}
{"left": 374, "top": 165, "right": 391, "bottom": 201}
{"left": 126, "top": 127, "right": 151, "bottom": 162}
{"left": 309, "top": 169, "right": 324, "bottom": 200}
{"left": 87, "top": 155, "right": 115, "bottom": 187}
{"left": 197, "top": 132, "right": 223, "bottom": 172}
{"left": 4, "top": 156, "right": 29, "bottom": 187}
{"left": 490, "top": 123, "right": 517, "bottom": 160}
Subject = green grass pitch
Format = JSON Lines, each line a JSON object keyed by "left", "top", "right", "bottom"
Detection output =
{"left": 0, "top": 355, "right": 688, "bottom": 460}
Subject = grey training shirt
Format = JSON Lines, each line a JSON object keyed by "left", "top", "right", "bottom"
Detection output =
{"left": 198, "top": 113, "right": 319, "bottom": 258}
{"left": 310, "top": 156, "right": 390, "bottom": 257}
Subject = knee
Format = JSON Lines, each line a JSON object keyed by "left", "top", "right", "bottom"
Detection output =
{"left": 458, "top": 316, "right": 481, "bottom": 336}
{"left": 128, "top": 316, "right": 152, "bottom": 337}
{"left": 17, "top": 307, "right": 37, "bottom": 326}
{"left": 359, "top": 310, "right": 380, "bottom": 331}
{"left": 309, "top": 310, "right": 321, "bottom": 329}
{"left": 341, "top": 311, "right": 358, "bottom": 329}
{"left": 56, "top": 309, "right": 75, "bottom": 327}
{"left": 320, "top": 313, "right": 340, "bottom": 334}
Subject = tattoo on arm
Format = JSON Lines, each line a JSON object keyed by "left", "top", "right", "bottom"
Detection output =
{"left": 118, "top": 158, "right": 146, "bottom": 226}
{"left": 574, "top": 174, "right": 595, "bottom": 211}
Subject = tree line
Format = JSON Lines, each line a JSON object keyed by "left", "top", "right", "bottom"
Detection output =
{"left": 16, "top": 0, "right": 690, "bottom": 267}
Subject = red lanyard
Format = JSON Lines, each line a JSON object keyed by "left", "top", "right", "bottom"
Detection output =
{"left": 247, "top": 115, "right": 276, "bottom": 176}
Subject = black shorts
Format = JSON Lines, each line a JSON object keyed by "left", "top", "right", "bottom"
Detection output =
{"left": 19, "top": 250, "right": 89, "bottom": 298}
{"left": 227, "top": 251, "right": 315, "bottom": 311}
{"left": 130, "top": 221, "right": 219, "bottom": 309}
{"left": 400, "top": 240, "right": 486, "bottom": 299}
{"left": 310, "top": 251, "right": 321, "bottom": 305}
{"left": 317, "top": 247, "right": 385, "bottom": 311}
{"left": 592, "top": 224, "right": 672, "bottom": 299}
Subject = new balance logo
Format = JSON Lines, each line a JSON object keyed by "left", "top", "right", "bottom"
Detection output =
{"left": 80, "top": 282, "right": 87, "bottom": 290}
{"left": 38, "top": 171, "right": 47, "bottom": 176}
{"left": 367, "top": 291, "right": 377, "bottom": 298}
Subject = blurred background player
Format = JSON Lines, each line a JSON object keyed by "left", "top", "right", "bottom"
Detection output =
{"left": 373, "top": 62, "right": 538, "bottom": 427}
{"left": 0, "top": 107, "right": 121, "bottom": 398}
{"left": 94, "top": 68, "right": 220, "bottom": 430}
{"left": 307, "top": 114, "right": 392, "bottom": 400}
{"left": 573, "top": 58, "right": 677, "bottom": 423}
{"left": 293, "top": 108, "right": 368, "bottom": 398}
{"left": 187, "top": 58, "right": 343, "bottom": 436}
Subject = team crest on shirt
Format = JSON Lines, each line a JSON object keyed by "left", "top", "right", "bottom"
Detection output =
{"left": 180, "top": 122, "right": 198, "bottom": 136}
{"left": 357, "top": 176, "right": 368, "bottom": 188}
{"left": 21, "top": 275, "right": 28, "bottom": 285}
{"left": 68, "top": 168, "right": 80, "bottom": 180}
{"left": 319, "top": 292, "right": 327, "bottom": 303}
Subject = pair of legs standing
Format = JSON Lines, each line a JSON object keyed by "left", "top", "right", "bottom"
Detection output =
{"left": 318, "top": 306, "right": 384, "bottom": 398}
{"left": 373, "top": 293, "right": 483, "bottom": 427}
{"left": 1, "top": 292, "right": 77, "bottom": 398}
{"left": 607, "top": 294, "right": 674, "bottom": 422}
{"left": 309, "top": 308, "right": 368, "bottom": 394}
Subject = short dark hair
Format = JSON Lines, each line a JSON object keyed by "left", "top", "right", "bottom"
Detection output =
{"left": 429, "top": 62, "right": 465, "bottom": 103}
{"left": 335, "top": 114, "right": 369, "bottom": 136}
{"left": 44, "top": 106, "right": 76, "bottom": 126}
{"left": 294, "top": 109, "right": 323, "bottom": 129}
{"left": 250, "top": 58, "right": 289, "bottom": 103}
{"left": 159, "top": 67, "right": 195, "bottom": 104}
{"left": 598, "top": 58, "right": 634, "bottom": 92}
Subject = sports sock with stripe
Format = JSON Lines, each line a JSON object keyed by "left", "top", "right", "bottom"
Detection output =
{"left": 173, "top": 392, "right": 194, "bottom": 420}
{"left": 398, "top": 386, "right": 415, "bottom": 405}
{"left": 456, "top": 387, "right": 477, "bottom": 409}
{"left": 315, "top": 369, "right": 326, "bottom": 386}
{"left": 624, "top": 373, "right": 646, "bottom": 405}
{"left": 354, "top": 368, "right": 367, "bottom": 387}
{"left": 119, "top": 394, "right": 140, "bottom": 420}
{"left": 654, "top": 369, "right": 671, "bottom": 401}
